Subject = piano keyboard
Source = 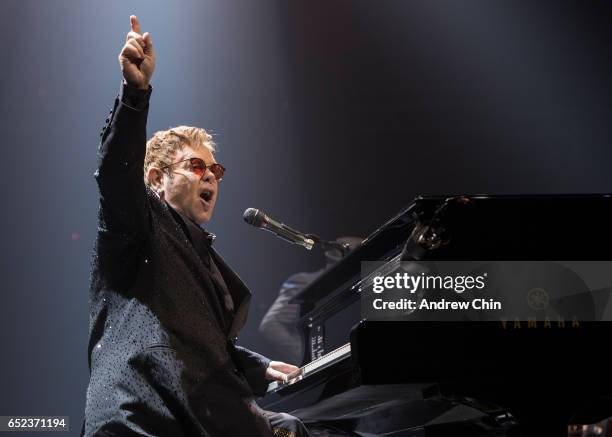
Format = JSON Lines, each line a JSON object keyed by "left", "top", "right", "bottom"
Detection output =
{"left": 266, "top": 342, "right": 352, "bottom": 393}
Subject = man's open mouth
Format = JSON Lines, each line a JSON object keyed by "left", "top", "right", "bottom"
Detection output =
{"left": 200, "top": 189, "right": 214, "bottom": 203}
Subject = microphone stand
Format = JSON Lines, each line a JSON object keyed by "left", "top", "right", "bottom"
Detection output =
{"left": 304, "top": 234, "right": 351, "bottom": 256}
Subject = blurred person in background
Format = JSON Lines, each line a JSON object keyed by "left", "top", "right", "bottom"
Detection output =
{"left": 260, "top": 237, "right": 363, "bottom": 365}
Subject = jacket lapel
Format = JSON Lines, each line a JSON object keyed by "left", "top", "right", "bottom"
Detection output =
{"left": 152, "top": 193, "right": 252, "bottom": 339}
{"left": 209, "top": 248, "right": 252, "bottom": 339}
{"left": 153, "top": 196, "right": 230, "bottom": 331}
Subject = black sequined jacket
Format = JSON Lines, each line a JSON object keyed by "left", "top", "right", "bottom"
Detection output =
{"left": 83, "top": 84, "right": 273, "bottom": 437}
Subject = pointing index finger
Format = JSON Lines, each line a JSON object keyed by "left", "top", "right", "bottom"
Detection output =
{"left": 130, "top": 15, "right": 142, "bottom": 34}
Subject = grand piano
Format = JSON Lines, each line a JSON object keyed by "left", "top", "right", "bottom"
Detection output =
{"left": 258, "top": 194, "right": 612, "bottom": 437}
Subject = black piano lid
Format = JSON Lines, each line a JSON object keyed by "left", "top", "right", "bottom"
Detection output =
{"left": 290, "top": 193, "right": 612, "bottom": 305}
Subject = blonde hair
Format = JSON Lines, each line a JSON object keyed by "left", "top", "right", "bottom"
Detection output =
{"left": 144, "top": 125, "right": 217, "bottom": 186}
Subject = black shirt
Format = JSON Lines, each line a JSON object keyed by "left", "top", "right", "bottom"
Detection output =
{"left": 169, "top": 206, "right": 236, "bottom": 331}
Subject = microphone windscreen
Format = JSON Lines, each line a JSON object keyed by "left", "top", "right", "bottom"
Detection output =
{"left": 243, "top": 208, "right": 265, "bottom": 227}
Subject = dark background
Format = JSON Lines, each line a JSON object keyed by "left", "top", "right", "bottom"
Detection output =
{"left": 1, "top": 0, "right": 611, "bottom": 432}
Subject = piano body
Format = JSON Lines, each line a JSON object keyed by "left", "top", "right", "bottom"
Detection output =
{"left": 258, "top": 194, "right": 612, "bottom": 436}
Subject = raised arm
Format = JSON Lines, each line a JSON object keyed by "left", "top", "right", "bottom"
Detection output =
{"left": 96, "top": 16, "right": 157, "bottom": 238}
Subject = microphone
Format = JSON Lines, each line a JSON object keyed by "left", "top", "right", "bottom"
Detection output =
{"left": 243, "top": 208, "right": 315, "bottom": 250}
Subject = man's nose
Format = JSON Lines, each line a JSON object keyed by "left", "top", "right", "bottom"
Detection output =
{"left": 200, "top": 168, "right": 215, "bottom": 183}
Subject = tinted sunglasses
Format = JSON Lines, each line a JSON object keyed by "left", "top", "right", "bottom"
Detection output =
{"left": 160, "top": 157, "right": 225, "bottom": 181}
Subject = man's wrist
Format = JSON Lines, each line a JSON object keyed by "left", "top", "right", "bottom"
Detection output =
{"left": 120, "top": 80, "right": 152, "bottom": 111}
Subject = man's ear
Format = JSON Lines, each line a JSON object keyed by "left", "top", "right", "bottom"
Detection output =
{"left": 147, "top": 167, "right": 164, "bottom": 193}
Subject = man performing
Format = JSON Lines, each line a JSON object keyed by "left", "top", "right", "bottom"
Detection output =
{"left": 83, "top": 16, "right": 309, "bottom": 437}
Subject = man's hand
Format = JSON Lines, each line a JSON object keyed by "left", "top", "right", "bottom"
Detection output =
{"left": 118, "top": 15, "right": 156, "bottom": 90}
{"left": 265, "top": 361, "right": 300, "bottom": 383}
